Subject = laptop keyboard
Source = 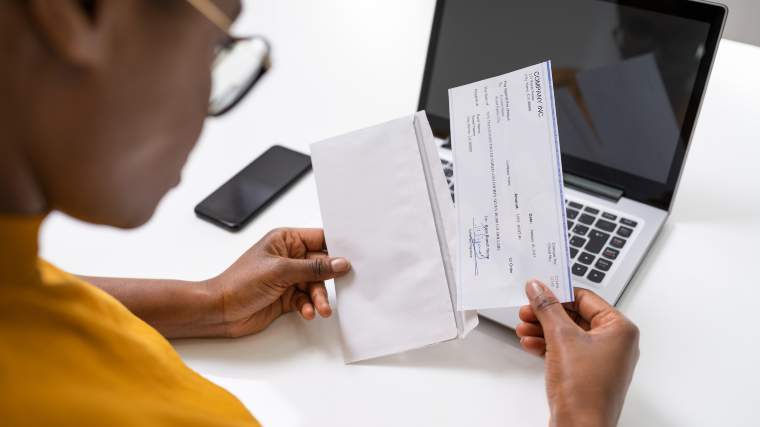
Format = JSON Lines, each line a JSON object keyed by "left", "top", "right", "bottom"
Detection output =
{"left": 441, "top": 158, "right": 638, "bottom": 286}
{"left": 442, "top": 159, "right": 455, "bottom": 202}
{"left": 564, "top": 199, "right": 638, "bottom": 284}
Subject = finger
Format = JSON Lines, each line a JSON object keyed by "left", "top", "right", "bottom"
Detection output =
{"left": 279, "top": 286, "right": 297, "bottom": 313}
{"left": 308, "top": 282, "right": 332, "bottom": 318}
{"left": 523, "top": 297, "right": 589, "bottom": 329}
{"left": 520, "top": 336, "right": 546, "bottom": 357}
{"left": 275, "top": 254, "right": 351, "bottom": 283}
{"left": 525, "top": 280, "right": 576, "bottom": 336}
{"left": 516, "top": 321, "right": 544, "bottom": 338}
{"left": 300, "top": 303, "right": 315, "bottom": 320}
{"left": 291, "top": 228, "right": 329, "bottom": 252}
{"left": 564, "top": 305, "right": 592, "bottom": 331}
{"left": 518, "top": 305, "right": 539, "bottom": 323}
{"left": 291, "top": 290, "right": 315, "bottom": 320}
{"left": 573, "top": 288, "right": 617, "bottom": 328}
{"left": 298, "top": 253, "right": 327, "bottom": 294}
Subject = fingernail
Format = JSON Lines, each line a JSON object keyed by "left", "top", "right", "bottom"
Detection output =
{"left": 319, "top": 304, "right": 332, "bottom": 317}
{"left": 330, "top": 257, "right": 350, "bottom": 273}
{"left": 526, "top": 280, "right": 545, "bottom": 298}
{"left": 302, "top": 303, "right": 315, "bottom": 319}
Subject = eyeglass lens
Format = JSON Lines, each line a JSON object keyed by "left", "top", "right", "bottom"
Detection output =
{"left": 208, "top": 36, "right": 271, "bottom": 116}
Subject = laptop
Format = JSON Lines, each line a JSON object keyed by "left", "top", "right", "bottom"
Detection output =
{"left": 417, "top": 0, "right": 727, "bottom": 327}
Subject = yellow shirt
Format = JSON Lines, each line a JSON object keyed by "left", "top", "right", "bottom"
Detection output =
{"left": 0, "top": 216, "right": 260, "bottom": 427}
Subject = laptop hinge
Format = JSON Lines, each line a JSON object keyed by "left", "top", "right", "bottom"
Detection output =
{"left": 564, "top": 173, "right": 623, "bottom": 202}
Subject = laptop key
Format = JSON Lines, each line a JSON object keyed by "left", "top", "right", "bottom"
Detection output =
{"left": 578, "top": 213, "right": 595, "bottom": 225}
{"left": 570, "top": 247, "right": 579, "bottom": 259}
{"left": 567, "top": 221, "right": 575, "bottom": 230}
{"left": 585, "top": 230, "right": 610, "bottom": 254}
{"left": 587, "top": 270, "right": 606, "bottom": 283}
{"left": 578, "top": 252, "right": 595, "bottom": 265}
{"left": 595, "top": 258, "right": 612, "bottom": 272}
{"left": 610, "top": 237, "right": 626, "bottom": 249}
{"left": 584, "top": 207, "right": 600, "bottom": 215}
{"left": 595, "top": 219, "right": 616, "bottom": 232}
{"left": 602, "top": 247, "right": 619, "bottom": 260}
{"left": 572, "top": 263, "right": 588, "bottom": 276}
{"left": 602, "top": 212, "right": 617, "bottom": 221}
{"left": 570, "top": 236, "right": 587, "bottom": 248}
{"left": 568, "top": 201, "right": 583, "bottom": 210}
{"left": 573, "top": 224, "right": 589, "bottom": 236}
{"left": 566, "top": 209, "right": 579, "bottom": 220}
{"left": 617, "top": 226, "right": 633, "bottom": 238}
{"left": 620, "top": 218, "right": 638, "bottom": 228}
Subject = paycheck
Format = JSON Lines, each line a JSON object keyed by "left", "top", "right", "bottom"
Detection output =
{"left": 449, "top": 60, "right": 574, "bottom": 310}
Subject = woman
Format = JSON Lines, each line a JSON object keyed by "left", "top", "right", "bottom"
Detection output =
{"left": 0, "top": 1, "right": 639, "bottom": 426}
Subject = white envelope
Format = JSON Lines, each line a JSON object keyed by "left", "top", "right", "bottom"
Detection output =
{"left": 311, "top": 112, "right": 478, "bottom": 363}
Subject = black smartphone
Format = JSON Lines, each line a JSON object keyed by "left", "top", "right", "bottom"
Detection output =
{"left": 195, "top": 145, "right": 312, "bottom": 231}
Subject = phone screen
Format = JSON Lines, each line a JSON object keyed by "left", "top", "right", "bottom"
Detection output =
{"left": 195, "top": 145, "right": 311, "bottom": 230}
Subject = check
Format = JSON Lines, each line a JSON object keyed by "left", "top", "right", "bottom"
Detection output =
{"left": 449, "top": 61, "right": 573, "bottom": 310}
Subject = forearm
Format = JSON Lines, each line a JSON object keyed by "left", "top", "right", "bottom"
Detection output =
{"left": 550, "top": 399, "right": 619, "bottom": 427}
{"left": 80, "top": 276, "right": 225, "bottom": 339}
{"left": 550, "top": 411, "right": 610, "bottom": 427}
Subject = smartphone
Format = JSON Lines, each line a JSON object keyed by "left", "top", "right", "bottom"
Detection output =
{"left": 195, "top": 145, "right": 312, "bottom": 231}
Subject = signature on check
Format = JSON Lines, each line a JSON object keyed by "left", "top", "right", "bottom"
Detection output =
{"left": 468, "top": 216, "right": 491, "bottom": 276}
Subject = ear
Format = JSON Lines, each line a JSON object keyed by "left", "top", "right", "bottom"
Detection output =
{"left": 26, "top": 0, "right": 107, "bottom": 66}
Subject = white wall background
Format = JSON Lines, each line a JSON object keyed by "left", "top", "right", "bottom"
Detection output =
{"left": 720, "top": 0, "right": 760, "bottom": 46}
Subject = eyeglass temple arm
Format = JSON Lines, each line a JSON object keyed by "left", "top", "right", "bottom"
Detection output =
{"left": 185, "top": 0, "right": 234, "bottom": 34}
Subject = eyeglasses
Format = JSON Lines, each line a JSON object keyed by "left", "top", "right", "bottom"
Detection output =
{"left": 185, "top": 0, "right": 271, "bottom": 117}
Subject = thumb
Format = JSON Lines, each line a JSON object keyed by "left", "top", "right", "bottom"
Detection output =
{"left": 274, "top": 255, "right": 351, "bottom": 284}
{"left": 525, "top": 280, "right": 574, "bottom": 334}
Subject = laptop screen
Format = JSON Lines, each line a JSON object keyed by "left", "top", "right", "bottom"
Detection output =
{"left": 419, "top": 0, "right": 725, "bottom": 209}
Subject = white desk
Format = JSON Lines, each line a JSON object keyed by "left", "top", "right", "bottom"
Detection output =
{"left": 40, "top": 1, "right": 760, "bottom": 425}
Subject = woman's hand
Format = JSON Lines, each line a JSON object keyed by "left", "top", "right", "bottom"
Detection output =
{"left": 82, "top": 228, "right": 350, "bottom": 339}
{"left": 516, "top": 281, "right": 640, "bottom": 427}
{"left": 203, "top": 228, "right": 351, "bottom": 338}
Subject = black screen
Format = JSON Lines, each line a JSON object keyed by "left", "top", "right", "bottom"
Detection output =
{"left": 420, "top": 0, "right": 723, "bottom": 205}
{"left": 196, "top": 146, "right": 311, "bottom": 229}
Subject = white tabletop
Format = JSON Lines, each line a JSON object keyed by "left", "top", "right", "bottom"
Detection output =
{"left": 40, "top": 1, "right": 760, "bottom": 426}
